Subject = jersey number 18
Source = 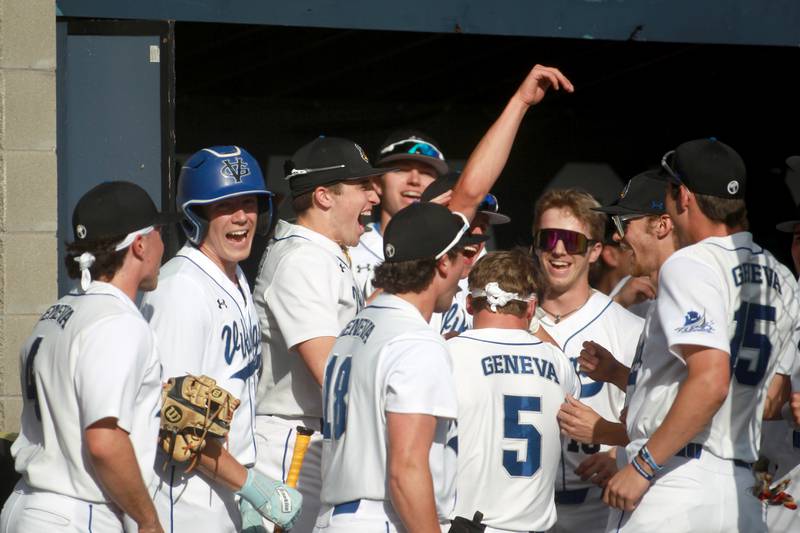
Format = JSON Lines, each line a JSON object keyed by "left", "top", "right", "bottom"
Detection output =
{"left": 322, "top": 354, "right": 352, "bottom": 439}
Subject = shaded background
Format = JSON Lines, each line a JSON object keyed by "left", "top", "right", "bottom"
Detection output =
{"left": 172, "top": 23, "right": 800, "bottom": 275}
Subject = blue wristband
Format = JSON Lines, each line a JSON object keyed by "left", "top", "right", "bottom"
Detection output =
{"left": 631, "top": 456, "right": 655, "bottom": 482}
{"left": 638, "top": 444, "right": 663, "bottom": 474}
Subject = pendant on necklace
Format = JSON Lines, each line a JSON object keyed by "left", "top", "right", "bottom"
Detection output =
{"left": 554, "top": 315, "right": 561, "bottom": 324}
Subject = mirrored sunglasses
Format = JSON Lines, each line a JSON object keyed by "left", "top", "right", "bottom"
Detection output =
{"left": 380, "top": 138, "right": 444, "bottom": 161}
{"left": 478, "top": 193, "right": 499, "bottom": 213}
{"left": 534, "top": 228, "right": 596, "bottom": 254}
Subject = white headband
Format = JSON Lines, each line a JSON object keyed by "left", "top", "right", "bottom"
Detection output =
{"left": 74, "top": 226, "right": 155, "bottom": 291}
{"left": 470, "top": 282, "right": 535, "bottom": 313}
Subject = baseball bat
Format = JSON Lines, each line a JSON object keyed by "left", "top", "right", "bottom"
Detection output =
{"left": 275, "top": 426, "right": 315, "bottom": 533}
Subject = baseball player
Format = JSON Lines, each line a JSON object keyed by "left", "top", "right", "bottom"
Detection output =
{"left": 423, "top": 173, "right": 511, "bottom": 337}
{"left": 315, "top": 202, "right": 486, "bottom": 532}
{"left": 604, "top": 139, "right": 800, "bottom": 532}
{"left": 140, "top": 146, "right": 301, "bottom": 532}
{"left": 1, "top": 182, "right": 174, "bottom": 533}
{"left": 526, "top": 189, "right": 644, "bottom": 532}
{"left": 448, "top": 250, "right": 580, "bottom": 533}
{"left": 253, "top": 136, "right": 382, "bottom": 532}
{"left": 350, "top": 130, "right": 448, "bottom": 300}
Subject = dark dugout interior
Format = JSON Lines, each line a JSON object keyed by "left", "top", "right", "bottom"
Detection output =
{"left": 174, "top": 23, "right": 800, "bottom": 279}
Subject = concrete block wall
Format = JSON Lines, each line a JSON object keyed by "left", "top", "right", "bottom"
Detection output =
{"left": 0, "top": 0, "right": 57, "bottom": 433}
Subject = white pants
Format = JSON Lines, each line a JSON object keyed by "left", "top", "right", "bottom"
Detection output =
{"left": 550, "top": 487, "right": 608, "bottom": 533}
{"left": 254, "top": 414, "right": 323, "bottom": 533}
{"left": 151, "top": 461, "right": 240, "bottom": 533}
{"left": 606, "top": 452, "right": 766, "bottom": 533}
{"left": 312, "top": 499, "right": 449, "bottom": 533}
{"left": 1, "top": 480, "right": 124, "bottom": 533}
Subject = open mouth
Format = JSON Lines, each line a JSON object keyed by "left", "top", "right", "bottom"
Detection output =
{"left": 401, "top": 191, "right": 421, "bottom": 202}
{"left": 226, "top": 229, "right": 248, "bottom": 243}
{"left": 548, "top": 259, "right": 571, "bottom": 273}
{"left": 358, "top": 210, "right": 372, "bottom": 230}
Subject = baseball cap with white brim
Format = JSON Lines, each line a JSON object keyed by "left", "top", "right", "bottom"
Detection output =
{"left": 382, "top": 203, "right": 488, "bottom": 263}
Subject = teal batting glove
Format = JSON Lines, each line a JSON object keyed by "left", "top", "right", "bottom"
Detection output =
{"left": 236, "top": 469, "right": 303, "bottom": 530}
{"left": 240, "top": 498, "right": 267, "bottom": 533}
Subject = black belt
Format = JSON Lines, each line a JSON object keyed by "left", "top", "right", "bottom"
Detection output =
{"left": 675, "top": 443, "right": 752, "bottom": 469}
{"left": 554, "top": 487, "right": 590, "bottom": 505}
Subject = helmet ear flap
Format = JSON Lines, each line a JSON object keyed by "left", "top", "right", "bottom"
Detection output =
{"left": 180, "top": 204, "right": 207, "bottom": 245}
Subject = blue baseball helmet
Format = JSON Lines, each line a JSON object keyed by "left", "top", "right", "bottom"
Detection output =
{"left": 177, "top": 146, "right": 274, "bottom": 244}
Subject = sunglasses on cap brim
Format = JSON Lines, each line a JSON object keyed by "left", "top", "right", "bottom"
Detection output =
{"left": 380, "top": 138, "right": 444, "bottom": 161}
{"left": 660, "top": 150, "right": 684, "bottom": 186}
{"left": 534, "top": 228, "right": 597, "bottom": 254}
{"left": 478, "top": 193, "right": 499, "bottom": 213}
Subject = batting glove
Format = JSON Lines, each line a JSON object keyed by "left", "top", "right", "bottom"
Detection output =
{"left": 239, "top": 498, "right": 267, "bottom": 533}
{"left": 236, "top": 468, "right": 302, "bottom": 530}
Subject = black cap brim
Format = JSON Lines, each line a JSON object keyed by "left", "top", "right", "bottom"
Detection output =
{"left": 154, "top": 212, "right": 182, "bottom": 226}
{"left": 592, "top": 205, "right": 652, "bottom": 216}
{"left": 377, "top": 153, "right": 448, "bottom": 176}
{"left": 482, "top": 211, "right": 511, "bottom": 224}
{"left": 776, "top": 220, "right": 800, "bottom": 233}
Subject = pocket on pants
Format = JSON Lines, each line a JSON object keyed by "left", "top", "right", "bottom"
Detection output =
{"left": 22, "top": 506, "right": 71, "bottom": 526}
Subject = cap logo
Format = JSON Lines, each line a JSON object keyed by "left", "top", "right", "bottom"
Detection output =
{"left": 221, "top": 157, "right": 251, "bottom": 183}
{"left": 76, "top": 224, "right": 87, "bottom": 239}
{"left": 727, "top": 180, "right": 740, "bottom": 195}
{"left": 651, "top": 200, "right": 664, "bottom": 210}
{"left": 385, "top": 243, "right": 396, "bottom": 258}
{"left": 354, "top": 143, "right": 370, "bottom": 164}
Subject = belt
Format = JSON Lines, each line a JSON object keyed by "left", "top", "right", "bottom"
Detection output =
{"left": 675, "top": 443, "right": 752, "bottom": 469}
{"left": 554, "top": 487, "right": 589, "bottom": 505}
{"left": 332, "top": 499, "right": 360, "bottom": 515}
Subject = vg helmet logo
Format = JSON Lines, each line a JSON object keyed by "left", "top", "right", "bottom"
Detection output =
{"left": 220, "top": 157, "right": 251, "bottom": 183}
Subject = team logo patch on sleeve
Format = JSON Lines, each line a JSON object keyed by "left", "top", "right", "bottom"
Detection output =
{"left": 675, "top": 310, "right": 715, "bottom": 333}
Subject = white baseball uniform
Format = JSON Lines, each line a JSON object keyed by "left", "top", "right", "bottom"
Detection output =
{"left": 448, "top": 328, "right": 581, "bottom": 532}
{"left": 139, "top": 244, "right": 262, "bottom": 532}
{"left": 1, "top": 281, "right": 162, "bottom": 533}
{"left": 254, "top": 219, "right": 364, "bottom": 532}
{"left": 350, "top": 221, "right": 383, "bottom": 300}
{"left": 612, "top": 232, "right": 799, "bottom": 533}
{"left": 314, "top": 293, "right": 458, "bottom": 532}
{"left": 540, "top": 291, "right": 643, "bottom": 533}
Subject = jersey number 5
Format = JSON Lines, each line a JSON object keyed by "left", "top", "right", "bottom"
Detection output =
{"left": 502, "top": 395, "right": 542, "bottom": 477}
{"left": 322, "top": 355, "right": 352, "bottom": 439}
{"left": 731, "top": 302, "right": 775, "bottom": 386}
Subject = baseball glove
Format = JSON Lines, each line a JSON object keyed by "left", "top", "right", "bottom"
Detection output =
{"left": 159, "top": 374, "right": 240, "bottom": 472}
{"left": 448, "top": 511, "right": 486, "bottom": 533}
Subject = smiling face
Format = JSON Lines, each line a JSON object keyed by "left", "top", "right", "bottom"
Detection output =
{"left": 461, "top": 212, "right": 490, "bottom": 277}
{"left": 534, "top": 207, "right": 601, "bottom": 295}
{"left": 199, "top": 195, "right": 259, "bottom": 272}
{"left": 328, "top": 179, "right": 380, "bottom": 247}
{"left": 616, "top": 217, "right": 660, "bottom": 277}
{"left": 375, "top": 160, "right": 438, "bottom": 217}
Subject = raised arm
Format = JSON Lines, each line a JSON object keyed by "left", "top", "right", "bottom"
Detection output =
{"left": 448, "top": 64, "right": 574, "bottom": 220}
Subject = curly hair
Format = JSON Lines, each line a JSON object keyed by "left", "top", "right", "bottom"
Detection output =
{"left": 373, "top": 248, "right": 460, "bottom": 294}
{"left": 64, "top": 235, "right": 128, "bottom": 282}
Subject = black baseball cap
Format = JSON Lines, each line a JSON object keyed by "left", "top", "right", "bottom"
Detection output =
{"left": 284, "top": 137, "right": 389, "bottom": 198}
{"left": 593, "top": 170, "right": 667, "bottom": 216}
{"left": 382, "top": 203, "right": 488, "bottom": 263}
{"left": 787, "top": 155, "right": 800, "bottom": 173}
{"left": 660, "top": 138, "right": 746, "bottom": 199}
{"left": 376, "top": 130, "right": 448, "bottom": 176}
{"left": 72, "top": 181, "right": 179, "bottom": 243}
{"left": 420, "top": 172, "right": 511, "bottom": 224}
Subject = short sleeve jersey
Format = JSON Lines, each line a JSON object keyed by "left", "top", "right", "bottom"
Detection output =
{"left": 448, "top": 328, "right": 580, "bottom": 532}
{"left": 625, "top": 233, "right": 800, "bottom": 462}
{"left": 140, "top": 244, "right": 261, "bottom": 465}
{"left": 349, "top": 221, "right": 383, "bottom": 300}
{"left": 12, "top": 282, "right": 162, "bottom": 502}
{"left": 254, "top": 220, "right": 364, "bottom": 418}
{"left": 319, "top": 294, "right": 458, "bottom": 522}
{"left": 540, "top": 291, "right": 644, "bottom": 492}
